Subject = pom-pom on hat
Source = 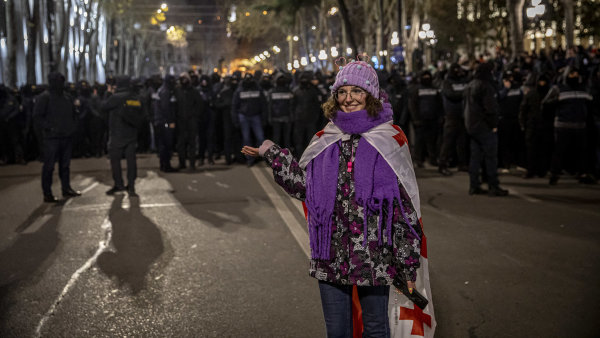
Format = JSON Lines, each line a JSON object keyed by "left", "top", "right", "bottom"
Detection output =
{"left": 331, "top": 57, "right": 380, "bottom": 99}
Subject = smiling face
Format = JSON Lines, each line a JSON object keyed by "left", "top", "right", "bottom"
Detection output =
{"left": 335, "top": 85, "right": 367, "bottom": 113}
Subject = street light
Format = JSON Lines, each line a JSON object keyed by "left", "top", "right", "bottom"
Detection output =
{"left": 526, "top": 0, "right": 546, "bottom": 52}
{"left": 293, "top": 35, "right": 299, "bottom": 42}
{"left": 391, "top": 31, "right": 399, "bottom": 46}
{"left": 318, "top": 50, "right": 327, "bottom": 60}
{"left": 331, "top": 47, "right": 339, "bottom": 57}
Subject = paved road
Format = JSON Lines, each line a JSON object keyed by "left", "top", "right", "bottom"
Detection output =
{"left": 0, "top": 154, "right": 599, "bottom": 337}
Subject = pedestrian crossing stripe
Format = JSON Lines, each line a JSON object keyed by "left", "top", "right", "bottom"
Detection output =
{"left": 126, "top": 100, "right": 141, "bottom": 106}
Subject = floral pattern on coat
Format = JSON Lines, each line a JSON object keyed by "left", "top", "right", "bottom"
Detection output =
{"left": 263, "top": 136, "right": 422, "bottom": 285}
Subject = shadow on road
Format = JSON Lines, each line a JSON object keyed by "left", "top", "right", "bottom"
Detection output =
{"left": 0, "top": 202, "right": 64, "bottom": 321}
{"left": 158, "top": 165, "right": 263, "bottom": 233}
{"left": 97, "top": 194, "right": 166, "bottom": 294}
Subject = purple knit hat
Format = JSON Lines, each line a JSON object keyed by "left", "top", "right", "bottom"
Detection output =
{"left": 331, "top": 60, "right": 380, "bottom": 99}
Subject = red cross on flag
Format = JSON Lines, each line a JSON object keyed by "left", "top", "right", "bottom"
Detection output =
{"left": 389, "top": 219, "right": 436, "bottom": 337}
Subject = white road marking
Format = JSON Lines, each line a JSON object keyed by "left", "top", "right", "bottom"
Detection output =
{"left": 35, "top": 217, "right": 113, "bottom": 337}
{"left": 216, "top": 181, "right": 230, "bottom": 189}
{"left": 21, "top": 214, "right": 53, "bottom": 234}
{"left": 507, "top": 188, "right": 541, "bottom": 203}
{"left": 79, "top": 177, "right": 94, "bottom": 187}
{"left": 64, "top": 198, "right": 74, "bottom": 207}
{"left": 81, "top": 181, "right": 99, "bottom": 194}
{"left": 206, "top": 210, "right": 241, "bottom": 222}
{"left": 63, "top": 202, "right": 181, "bottom": 213}
{"left": 250, "top": 166, "right": 310, "bottom": 258}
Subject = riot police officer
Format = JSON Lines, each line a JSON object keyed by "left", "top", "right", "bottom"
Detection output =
{"left": 545, "top": 66, "right": 594, "bottom": 185}
{"left": 176, "top": 73, "right": 204, "bottom": 170}
{"left": 232, "top": 73, "right": 267, "bottom": 166}
{"left": 408, "top": 70, "right": 443, "bottom": 167}
{"left": 101, "top": 76, "right": 145, "bottom": 196}
{"left": 439, "top": 63, "right": 469, "bottom": 175}
{"left": 268, "top": 73, "right": 294, "bottom": 148}
{"left": 155, "top": 75, "right": 178, "bottom": 172}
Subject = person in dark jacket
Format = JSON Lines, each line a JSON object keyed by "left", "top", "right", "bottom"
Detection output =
{"left": 545, "top": 66, "right": 595, "bottom": 185}
{"left": 464, "top": 62, "right": 509, "bottom": 196}
{"left": 21, "top": 84, "right": 39, "bottom": 162}
{"left": 408, "top": 71, "right": 443, "bottom": 167}
{"left": 589, "top": 68, "right": 600, "bottom": 177}
{"left": 232, "top": 73, "right": 267, "bottom": 166}
{"left": 101, "top": 76, "right": 144, "bottom": 196}
{"left": 155, "top": 74, "right": 178, "bottom": 172}
{"left": 176, "top": 73, "right": 204, "bottom": 170}
{"left": 291, "top": 72, "right": 322, "bottom": 157}
{"left": 268, "top": 73, "right": 294, "bottom": 148}
{"left": 73, "top": 80, "right": 93, "bottom": 158}
{"left": 497, "top": 71, "right": 524, "bottom": 170}
{"left": 438, "top": 63, "right": 469, "bottom": 175}
{"left": 519, "top": 72, "right": 553, "bottom": 178}
{"left": 214, "top": 74, "right": 242, "bottom": 165}
{"left": 88, "top": 83, "right": 107, "bottom": 157}
{"left": 33, "top": 72, "right": 82, "bottom": 202}
{"left": 0, "top": 85, "right": 25, "bottom": 165}
{"left": 197, "top": 75, "right": 216, "bottom": 165}
{"left": 386, "top": 71, "right": 407, "bottom": 128}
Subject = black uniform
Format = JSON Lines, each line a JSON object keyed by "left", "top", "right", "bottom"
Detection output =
{"left": 268, "top": 74, "right": 294, "bottom": 148}
{"left": 197, "top": 76, "right": 216, "bottom": 165}
{"left": 464, "top": 63, "right": 508, "bottom": 196}
{"left": 232, "top": 76, "right": 267, "bottom": 166}
{"left": 33, "top": 72, "right": 81, "bottom": 201}
{"left": 176, "top": 76, "right": 204, "bottom": 169}
{"left": 519, "top": 74, "right": 553, "bottom": 177}
{"left": 214, "top": 76, "right": 242, "bottom": 164}
{"left": 0, "top": 85, "right": 24, "bottom": 164}
{"left": 101, "top": 77, "right": 144, "bottom": 194}
{"left": 497, "top": 79, "right": 524, "bottom": 169}
{"left": 545, "top": 69, "right": 594, "bottom": 184}
{"left": 408, "top": 71, "right": 443, "bottom": 166}
{"left": 291, "top": 73, "right": 322, "bottom": 157}
{"left": 154, "top": 75, "right": 178, "bottom": 172}
{"left": 439, "top": 64, "right": 469, "bottom": 173}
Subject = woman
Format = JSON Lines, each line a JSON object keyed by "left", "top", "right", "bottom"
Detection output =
{"left": 243, "top": 60, "right": 425, "bottom": 337}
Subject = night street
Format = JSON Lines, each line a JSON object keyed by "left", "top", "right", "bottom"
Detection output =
{"left": 0, "top": 155, "right": 598, "bottom": 337}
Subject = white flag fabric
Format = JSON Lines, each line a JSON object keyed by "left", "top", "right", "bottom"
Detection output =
{"left": 389, "top": 231, "right": 436, "bottom": 337}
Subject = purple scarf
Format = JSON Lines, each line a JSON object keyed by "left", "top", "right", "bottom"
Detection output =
{"left": 305, "top": 103, "right": 402, "bottom": 260}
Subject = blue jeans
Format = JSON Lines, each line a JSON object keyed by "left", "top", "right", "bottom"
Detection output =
{"left": 318, "top": 281, "right": 390, "bottom": 338}
{"left": 239, "top": 114, "right": 264, "bottom": 162}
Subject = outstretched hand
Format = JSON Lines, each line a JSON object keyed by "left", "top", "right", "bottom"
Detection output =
{"left": 241, "top": 146, "right": 259, "bottom": 157}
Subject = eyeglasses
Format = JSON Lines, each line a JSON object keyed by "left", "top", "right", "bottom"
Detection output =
{"left": 334, "top": 87, "right": 366, "bottom": 101}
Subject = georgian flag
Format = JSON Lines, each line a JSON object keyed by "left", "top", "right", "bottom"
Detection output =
{"left": 301, "top": 122, "right": 436, "bottom": 338}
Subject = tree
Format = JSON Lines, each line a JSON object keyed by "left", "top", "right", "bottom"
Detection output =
{"left": 561, "top": 0, "right": 574, "bottom": 48}
{"left": 25, "top": 0, "right": 40, "bottom": 84}
{"left": 507, "top": 0, "right": 525, "bottom": 60}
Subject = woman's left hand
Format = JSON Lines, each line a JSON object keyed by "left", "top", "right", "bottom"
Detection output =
{"left": 394, "top": 280, "right": 417, "bottom": 295}
{"left": 241, "top": 146, "right": 259, "bottom": 157}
